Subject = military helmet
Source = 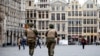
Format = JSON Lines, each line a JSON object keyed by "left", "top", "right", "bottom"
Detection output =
{"left": 49, "top": 24, "right": 54, "bottom": 29}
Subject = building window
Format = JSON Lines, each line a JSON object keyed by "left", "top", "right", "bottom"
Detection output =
{"left": 40, "top": 5, "right": 43, "bottom": 8}
{"left": 79, "top": 19, "right": 82, "bottom": 25}
{"left": 72, "top": 11, "right": 74, "bottom": 16}
{"left": 72, "top": 27, "right": 74, "bottom": 32}
{"left": 42, "top": 32, "right": 44, "bottom": 35}
{"left": 79, "top": 27, "right": 82, "bottom": 32}
{"left": 68, "top": 11, "right": 71, "bottom": 16}
{"left": 87, "top": 27, "right": 90, "bottom": 33}
{"left": 99, "top": 11, "right": 100, "bottom": 18}
{"left": 94, "top": 11, "right": 97, "bottom": 16}
{"left": 75, "top": 27, "right": 78, "bottom": 32}
{"left": 79, "top": 11, "right": 82, "bottom": 16}
{"left": 75, "top": 11, "right": 78, "bottom": 16}
{"left": 62, "top": 24, "right": 65, "bottom": 31}
{"left": 68, "top": 27, "right": 71, "bottom": 33}
{"left": 34, "top": 10, "right": 36, "bottom": 18}
{"left": 51, "top": 13, "right": 55, "bottom": 20}
{"left": 56, "top": 6, "right": 59, "bottom": 11}
{"left": 52, "top": 7, "right": 55, "bottom": 11}
{"left": 27, "top": 20, "right": 29, "bottom": 23}
{"left": 38, "top": 32, "right": 41, "bottom": 35}
{"left": 91, "top": 27, "right": 93, "bottom": 33}
{"left": 46, "top": 21, "right": 48, "bottom": 29}
{"left": 42, "top": 11, "right": 44, "bottom": 18}
{"left": 94, "top": 19, "right": 97, "bottom": 24}
{"left": 83, "top": 11, "right": 86, "bottom": 16}
{"left": 90, "top": 11, "right": 93, "bottom": 16}
{"left": 30, "top": 11, "right": 33, "bottom": 18}
{"left": 87, "top": 4, "right": 89, "bottom": 8}
{"left": 62, "top": 6, "right": 65, "bottom": 11}
{"left": 57, "top": 24, "right": 60, "bottom": 31}
{"left": 87, "top": 19, "right": 90, "bottom": 24}
{"left": 27, "top": 10, "right": 29, "bottom": 18}
{"left": 72, "top": 5, "right": 74, "bottom": 10}
{"left": 90, "top": 4, "right": 93, "bottom": 8}
{"left": 68, "top": 21, "right": 71, "bottom": 25}
{"left": 46, "top": 11, "right": 48, "bottom": 18}
{"left": 38, "top": 21, "right": 41, "bottom": 29}
{"left": 38, "top": 11, "right": 41, "bottom": 18}
{"left": 57, "top": 13, "right": 60, "bottom": 20}
{"left": 91, "top": 19, "right": 93, "bottom": 24}
{"left": 30, "top": 20, "right": 32, "bottom": 22}
{"left": 42, "top": 21, "right": 44, "bottom": 29}
{"left": 83, "top": 19, "right": 86, "bottom": 24}
{"left": 76, "top": 20, "right": 78, "bottom": 25}
{"left": 75, "top": 5, "right": 78, "bottom": 9}
{"left": 84, "top": 27, "right": 86, "bottom": 33}
{"left": 94, "top": 27, "right": 97, "bottom": 33}
{"left": 87, "top": 11, "right": 89, "bottom": 16}
{"left": 29, "top": 1, "right": 31, "bottom": 6}
{"left": 62, "top": 13, "right": 65, "bottom": 20}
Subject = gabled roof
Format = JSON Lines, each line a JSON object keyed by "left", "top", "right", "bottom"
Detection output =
{"left": 85, "top": 0, "right": 94, "bottom": 4}
{"left": 50, "top": 0, "right": 67, "bottom": 5}
{"left": 82, "top": 0, "right": 96, "bottom": 8}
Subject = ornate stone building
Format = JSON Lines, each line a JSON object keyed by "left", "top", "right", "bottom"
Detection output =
{"left": 0, "top": 0, "right": 25, "bottom": 46}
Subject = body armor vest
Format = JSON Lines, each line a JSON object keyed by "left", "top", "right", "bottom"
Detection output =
{"left": 47, "top": 29, "right": 56, "bottom": 38}
{"left": 26, "top": 29, "right": 36, "bottom": 40}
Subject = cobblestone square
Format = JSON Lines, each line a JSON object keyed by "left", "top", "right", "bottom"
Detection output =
{"left": 0, "top": 45, "right": 100, "bottom": 56}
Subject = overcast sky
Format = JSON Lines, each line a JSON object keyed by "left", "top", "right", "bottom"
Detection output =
{"left": 35, "top": 0, "right": 100, "bottom": 5}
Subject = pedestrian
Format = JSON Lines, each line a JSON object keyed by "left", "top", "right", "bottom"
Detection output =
{"left": 81, "top": 37, "right": 86, "bottom": 49}
{"left": 57, "top": 38, "right": 60, "bottom": 45}
{"left": 21, "top": 37, "right": 26, "bottom": 50}
{"left": 17, "top": 37, "right": 21, "bottom": 50}
{"left": 35, "top": 35, "right": 41, "bottom": 48}
{"left": 42, "top": 37, "right": 46, "bottom": 46}
{"left": 24, "top": 24, "right": 38, "bottom": 56}
{"left": 45, "top": 24, "right": 57, "bottom": 56}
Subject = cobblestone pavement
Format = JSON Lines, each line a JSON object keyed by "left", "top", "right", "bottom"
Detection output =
{"left": 0, "top": 45, "right": 100, "bottom": 56}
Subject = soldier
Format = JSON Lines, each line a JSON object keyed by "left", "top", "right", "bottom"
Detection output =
{"left": 24, "top": 24, "right": 38, "bottom": 56}
{"left": 45, "top": 24, "right": 57, "bottom": 56}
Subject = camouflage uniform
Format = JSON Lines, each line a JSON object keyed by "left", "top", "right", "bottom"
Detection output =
{"left": 45, "top": 29, "right": 57, "bottom": 56}
{"left": 25, "top": 28, "right": 38, "bottom": 56}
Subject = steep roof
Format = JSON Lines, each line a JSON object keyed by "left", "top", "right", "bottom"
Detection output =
{"left": 50, "top": 0, "right": 67, "bottom": 5}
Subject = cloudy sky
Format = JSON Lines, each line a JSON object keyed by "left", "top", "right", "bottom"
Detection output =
{"left": 35, "top": 0, "right": 100, "bottom": 5}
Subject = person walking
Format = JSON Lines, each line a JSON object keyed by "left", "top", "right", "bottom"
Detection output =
{"left": 42, "top": 37, "right": 46, "bottom": 46}
{"left": 25, "top": 24, "right": 38, "bottom": 56}
{"left": 81, "top": 37, "right": 86, "bottom": 49}
{"left": 35, "top": 35, "right": 41, "bottom": 48}
{"left": 17, "top": 37, "right": 21, "bottom": 50}
{"left": 45, "top": 24, "right": 57, "bottom": 56}
{"left": 21, "top": 37, "right": 26, "bottom": 50}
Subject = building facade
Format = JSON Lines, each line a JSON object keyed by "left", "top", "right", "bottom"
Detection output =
{"left": 0, "top": 0, "right": 25, "bottom": 46}
{"left": 24, "top": 0, "right": 100, "bottom": 44}
{"left": 50, "top": 0, "right": 67, "bottom": 40}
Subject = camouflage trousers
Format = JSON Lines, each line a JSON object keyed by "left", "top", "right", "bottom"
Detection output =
{"left": 46, "top": 38, "right": 56, "bottom": 56}
{"left": 27, "top": 40, "right": 36, "bottom": 56}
